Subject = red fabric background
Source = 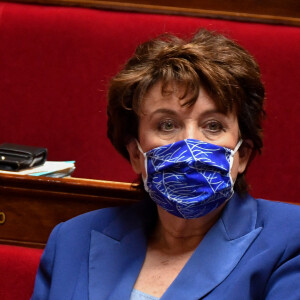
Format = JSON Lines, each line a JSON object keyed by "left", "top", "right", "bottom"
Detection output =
{"left": 0, "top": 2, "right": 299, "bottom": 202}
{"left": 0, "top": 244, "right": 42, "bottom": 299}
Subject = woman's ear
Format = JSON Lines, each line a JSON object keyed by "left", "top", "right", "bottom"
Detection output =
{"left": 238, "top": 139, "right": 254, "bottom": 174}
{"left": 126, "top": 139, "right": 143, "bottom": 174}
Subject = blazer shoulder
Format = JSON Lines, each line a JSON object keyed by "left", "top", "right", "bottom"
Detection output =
{"left": 58, "top": 205, "right": 131, "bottom": 235}
{"left": 48, "top": 205, "right": 133, "bottom": 253}
{"left": 257, "top": 199, "right": 300, "bottom": 220}
{"left": 256, "top": 199, "right": 300, "bottom": 236}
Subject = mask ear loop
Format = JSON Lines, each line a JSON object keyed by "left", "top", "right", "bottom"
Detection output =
{"left": 228, "top": 139, "right": 243, "bottom": 189}
{"left": 232, "top": 139, "right": 243, "bottom": 155}
{"left": 135, "top": 140, "right": 150, "bottom": 192}
{"left": 135, "top": 139, "right": 145, "bottom": 155}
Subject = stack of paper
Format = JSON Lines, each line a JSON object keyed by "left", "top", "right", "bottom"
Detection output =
{"left": 0, "top": 161, "right": 75, "bottom": 178}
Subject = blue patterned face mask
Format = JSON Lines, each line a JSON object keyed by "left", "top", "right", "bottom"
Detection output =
{"left": 137, "top": 139, "right": 243, "bottom": 219}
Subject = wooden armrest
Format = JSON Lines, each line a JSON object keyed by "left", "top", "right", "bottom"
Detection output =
{"left": 0, "top": 174, "right": 141, "bottom": 248}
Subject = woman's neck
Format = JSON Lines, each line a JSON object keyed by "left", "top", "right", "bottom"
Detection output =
{"left": 150, "top": 204, "right": 225, "bottom": 254}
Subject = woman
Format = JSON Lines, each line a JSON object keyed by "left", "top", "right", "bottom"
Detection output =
{"left": 32, "top": 29, "right": 300, "bottom": 300}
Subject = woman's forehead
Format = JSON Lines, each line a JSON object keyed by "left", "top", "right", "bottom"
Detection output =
{"left": 139, "top": 81, "right": 234, "bottom": 117}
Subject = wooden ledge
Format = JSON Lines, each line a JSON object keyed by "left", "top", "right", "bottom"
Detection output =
{"left": 0, "top": 174, "right": 141, "bottom": 247}
{"left": 5, "top": 0, "right": 300, "bottom": 26}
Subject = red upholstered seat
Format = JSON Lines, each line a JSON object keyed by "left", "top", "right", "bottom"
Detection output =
{"left": 0, "top": 3, "right": 299, "bottom": 298}
{"left": 0, "top": 3, "right": 299, "bottom": 202}
{"left": 0, "top": 245, "right": 42, "bottom": 300}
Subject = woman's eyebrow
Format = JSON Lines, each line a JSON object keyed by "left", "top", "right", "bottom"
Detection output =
{"left": 199, "top": 109, "right": 224, "bottom": 117}
{"left": 146, "top": 108, "right": 227, "bottom": 121}
{"left": 148, "top": 108, "right": 178, "bottom": 120}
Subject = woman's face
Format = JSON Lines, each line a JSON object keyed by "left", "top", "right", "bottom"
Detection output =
{"left": 127, "top": 81, "right": 251, "bottom": 182}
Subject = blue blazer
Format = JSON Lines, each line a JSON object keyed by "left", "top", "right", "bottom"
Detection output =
{"left": 31, "top": 194, "right": 300, "bottom": 300}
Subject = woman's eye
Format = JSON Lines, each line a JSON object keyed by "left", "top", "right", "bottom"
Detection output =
{"left": 158, "top": 120, "right": 176, "bottom": 132}
{"left": 204, "top": 121, "right": 224, "bottom": 133}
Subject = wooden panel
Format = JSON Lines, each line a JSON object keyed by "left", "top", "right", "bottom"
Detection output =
{"left": 0, "top": 174, "right": 141, "bottom": 248}
{"left": 5, "top": 0, "right": 300, "bottom": 26}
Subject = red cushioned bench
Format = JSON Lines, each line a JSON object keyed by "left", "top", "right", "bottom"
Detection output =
{"left": 0, "top": 1, "right": 299, "bottom": 203}
{"left": 0, "top": 245, "right": 42, "bottom": 300}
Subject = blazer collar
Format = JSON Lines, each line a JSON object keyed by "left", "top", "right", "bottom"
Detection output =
{"left": 89, "top": 194, "right": 262, "bottom": 300}
{"left": 162, "top": 194, "right": 262, "bottom": 299}
{"left": 88, "top": 205, "right": 149, "bottom": 300}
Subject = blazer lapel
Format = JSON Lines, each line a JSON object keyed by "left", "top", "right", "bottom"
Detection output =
{"left": 162, "top": 194, "right": 262, "bottom": 299}
{"left": 88, "top": 206, "right": 148, "bottom": 300}
{"left": 88, "top": 194, "right": 262, "bottom": 300}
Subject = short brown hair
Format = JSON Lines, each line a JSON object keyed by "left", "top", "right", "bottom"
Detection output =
{"left": 107, "top": 29, "right": 265, "bottom": 194}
